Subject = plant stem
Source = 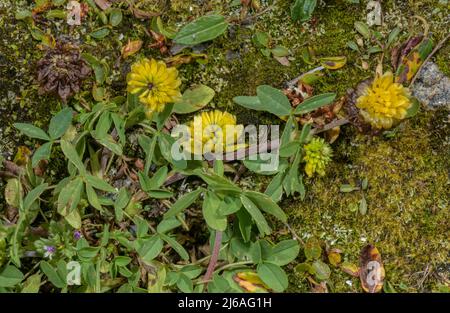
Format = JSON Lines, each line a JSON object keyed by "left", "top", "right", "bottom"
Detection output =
{"left": 203, "top": 231, "right": 223, "bottom": 283}
{"left": 215, "top": 261, "right": 253, "bottom": 273}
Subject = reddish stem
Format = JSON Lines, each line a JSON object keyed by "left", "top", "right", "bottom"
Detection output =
{"left": 203, "top": 231, "right": 223, "bottom": 283}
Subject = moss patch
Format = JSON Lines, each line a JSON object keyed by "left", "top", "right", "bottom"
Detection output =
{"left": 284, "top": 109, "right": 449, "bottom": 292}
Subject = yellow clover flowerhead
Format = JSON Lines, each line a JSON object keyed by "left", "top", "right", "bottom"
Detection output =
{"left": 356, "top": 72, "right": 412, "bottom": 129}
{"left": 303, "top": 137, "right": 332, "bottom": 177}
{"left": 127, "top": 58, "right": 181, "bottom": 115}
{"left": 183, "top": 110, "right": 244, "bottom": 156}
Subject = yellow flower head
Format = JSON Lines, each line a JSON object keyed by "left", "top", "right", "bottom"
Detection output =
{"left": 356, "top": 72, "right": 411, "bottom": 129}
{"left": 182, "top": 110, "right": 244, "bottom": 155}
{"left": 303, "top": 137, "right": 332, "bottom": 177}
{"left": 127, "top": 58, "right": 181, "bottom": 114}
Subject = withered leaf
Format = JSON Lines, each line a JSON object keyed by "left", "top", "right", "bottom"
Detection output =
{"left": 340, "top": 261, "right": 360, "bottom": 277}
{"left": 131, "top": 8, "right": 159, "bottom": 20}
{"left": 94, "top": 0, "right": 111, "bottom": 11}
{"left": 274, "top": 56, "right": 290, "bottom": 66}
{"left": 327, "top": 248, "right": 342, "bottom": 266}
{"left": 233, "top": 272, "right": 269, "bottom": 293}
{"left": 121, "top": 40, "right": 143, "bottom": 59}
{"left": 308, "top": 277, "right": 328, "bottom": 293}
{"left": 320, "top": 56, "right": 347, "bottom": 70}
{"left": 359, "top": 244, "right": 385, "bottom": 293}
{"left": 5, "top": 178, "right": 22, "bottom": 207}
{"left": 14, "top": 146, "right": 32, "bottom": 166}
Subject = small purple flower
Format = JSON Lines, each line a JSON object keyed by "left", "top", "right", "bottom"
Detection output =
{"left": 45, "top": 245, "right": 56, "bottom": 253}
{"left": 43, "top": 245, "right": 56, "bottom": 259}
{"left": 73, "top": 230, "right": 82, "bottom": 240}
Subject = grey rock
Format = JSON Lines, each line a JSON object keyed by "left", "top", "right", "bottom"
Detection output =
{"left": 412, "top": 62, "right": 450, "bottom": 109}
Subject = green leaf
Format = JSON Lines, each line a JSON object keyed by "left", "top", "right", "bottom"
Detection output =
{"left": 159, "top": 132, "right": 188, "bottom": 170}
{"left": 304, "top": 238, "right": 322, "bottom": 260}
{"left": 243, "top": 153, "right": 284, "bottom": 176}
{"left": 93, "top": 64, "right": 106, "bottom": 85}
{"left": 90, "top": 27, "right": 110, "bottom": 39}
{"left": 257, "top": 263, "right": 288, "bottom": 292}
{"left": 157, "top": 217, "right": 182, "bottom": 234}
{"left": 354, "top": 21, "right": 371, "bottom": 39}
{"left": 291, "top": 0, "right": 317, "bottom": 22}
{"left": 405, "top": 97, "right": 420, "bottom": 118}
{"left": 0, "top": 265, "right": 24, "bottom": 288}
{"left": 202, "top": 191, "right": 227, "bottom": 231}
{"left": 147, "top": 189, "right": 173, "bottom": 199}
{"left": 86, "top": 183, "right": 102, "bottom": 211}
{"left": 177, "top": 274, "right": 193, "bottom": 293}
{"left": 279, "top": 141, "right": 300, "bottom": 158}
{"left": 256, "top": 85, "right": 292, "bottom": 117}
{"left": 236, "top": 209, "right": 252, "bottom": 242}
{"left": 15, "top": 9, "right": 32, "bottom": 20}
{"left": 174, "top": 14, "right": 228, "bottom": 45}
{"left": 60, "top": 139, "right": 86, "bottom": 175}
{"left": 347, "top": 41, "right": 360, "bottom": 52}
{"left": 148, "top": 166, "right": 168, "bottom": 189}
{"left": 339, "top": 184, "right": 359, "bottom": 193}
{"left": 312, "top": 260, "right": 331, "bottom": 281}
{"left": 243, "top": 191, "right": 287, "bottom": 222}
{"left": 85, "top": 174, "right": 115, "bottom": 193}
{"left": 57, "top": 177, "right": 83, "bottom": 216}
{"left": 111, "top": 113, "right": 126, "bottom": 146}
{"left": 114, "top": 188, "right": 129, "bottom": 222}
{"left": 265, "top": 240, "right": 300, "bottom": 266}
{"left": 233, "top": 96, "right": 263, "bottom": 111}
{"left": 180, "top": 265, "right": 203, "bottom": 279}
{"left": 14, "top": 123, "right": 50, "bottom": 141}
{"left": 40, "top": 261, "right": 66, "bottom": 288}
{"left": 93, "top": 134, "right": 123, "bottom": 156}
{"left": 265, "top": 171, "right": 285, "bottom": 202}
{"left": 46, "top": 9, "right": 66, "bottom": 19}
{"left": 109, "top": 8, "right": 123, "bottom": 27}
{"left": 359, "top": 196, "right": 368, "bottom": 215}
{"left": 21, "top": 273, "right": 41, "bottom": 293}
{"left": 78, "top": 247, "right": 99, "bottom": 260}
{"left": 155, "top": 103, "right": 174, "bottom": 131}
{"left": 367, "top": 46, "right": 383, "bottom": 54}
{"left": 387, "top": 27, "right": 401, "bottom": 47}
{"left": 32, "top": 142, "right": 53, "bottom": 167}
{"left": 136, "top": 236, "right": 164, "bottom": 262}
{"left": 294, "top": 93, "right": 336, "bottom": 115}
{"left": 48, "top": 107, "right": 73, "bottom": 139}
{"left": 114, "top": 256, "right": 132, "bottom": 267}
{"left": 271, "top": 46, "right": 289, "bottom": 57}
{"left": 164, "top": 188, "right": 203, "bottom": 219}
{"left": 254, "top": 31, "right": 270, "bottom": 47}
{"left": 240, "top": 194, "right": 271, "bottom": 236}
{"left": 217, "top": 196, "right": 242, "bottom": 216}
{"left": 173, "top": 85, "right": 215, "bottom": 114}
{"left": 159, "top": 233, "right": 189, "bottom": 261}
{"left": 23, "top": 183, "right": 48, "bottom": 211}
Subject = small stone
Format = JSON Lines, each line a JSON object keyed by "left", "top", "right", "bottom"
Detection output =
{"left": 412, "top": 62, "right": 450, "bottom": 109}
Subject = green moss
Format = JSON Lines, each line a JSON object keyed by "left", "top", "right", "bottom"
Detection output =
{"left": 284, "top": 109, "right": 449, "bottom": 292}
